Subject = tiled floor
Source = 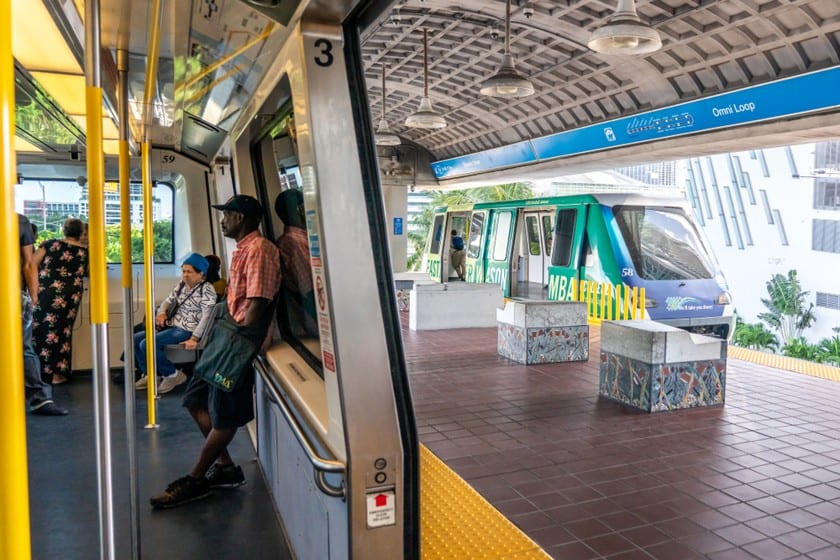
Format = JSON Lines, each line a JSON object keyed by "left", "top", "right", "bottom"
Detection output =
{"left": 403, "top": 321, "right": 840, "bottom": 559}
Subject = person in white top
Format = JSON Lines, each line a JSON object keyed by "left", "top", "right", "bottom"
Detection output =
{"left": 135, "top": 253, "right": 218, "bottom": 393}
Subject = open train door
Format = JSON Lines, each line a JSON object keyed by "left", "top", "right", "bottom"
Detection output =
{"left": 512, "top": 209, "right": 554, "bottom": 299}
{"left": 547, "top": 204, "right": 588, "bottom": 301}
{"left": 425, "top": 212, "right": 446, "bottom": 282}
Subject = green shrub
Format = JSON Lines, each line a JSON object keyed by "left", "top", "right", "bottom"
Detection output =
{"left": 782, "top": 337, "right": 821, "bottom": 361}
{"left": 733, "top": 321, "right": 779, "bottom": 351}
{"left": 816, "top": 336, "right": 840, "bottom": 366}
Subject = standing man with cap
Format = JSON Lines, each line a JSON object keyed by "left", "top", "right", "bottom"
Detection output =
{"left": 134, "top": 252, "right": 218, "bottom": 394}
{"left": 151, "top": 194, "right": 280, "bottom": 508}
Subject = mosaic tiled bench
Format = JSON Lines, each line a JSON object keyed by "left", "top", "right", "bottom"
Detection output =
{"left": 496, "top": 300, "right": 589, "bottom": 364}
{"left": 599, "top": 320, "right": 727, "bottom": 412}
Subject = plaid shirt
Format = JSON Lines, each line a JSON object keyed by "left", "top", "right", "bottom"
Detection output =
{"left": 276, "top": 226, "right": 312, "bottom": 296}
{"left": 227, "top": 230, "right": 280, "bottom": 323}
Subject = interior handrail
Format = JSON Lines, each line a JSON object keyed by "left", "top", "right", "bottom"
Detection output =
{"left": 254, "top": 359, "right": 346, "bottom": 499}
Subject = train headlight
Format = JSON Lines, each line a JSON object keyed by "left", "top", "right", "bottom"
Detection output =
{"left": 715, "top": 292, "right": 732, "bottom": 305}
{"left": 645, "top": 298, "right": 658, "bottom": 308}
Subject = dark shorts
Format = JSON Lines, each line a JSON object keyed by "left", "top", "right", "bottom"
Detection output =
{"left": 181, "top": 368, "right": 255, "bottom": 430}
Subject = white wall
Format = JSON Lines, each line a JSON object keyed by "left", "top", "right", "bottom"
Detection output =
{"left": 683, "top": 144, "right": 840, "bottom": 342}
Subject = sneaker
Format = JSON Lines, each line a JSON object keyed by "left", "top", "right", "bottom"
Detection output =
{"left": 205, "top": 463, "right": 246, "bottom": 489}
{"left": 30, "top": 401, "right": 69, "bottom": 416}
{"left": 158, "top": 370, "right": 187, "bottom": 394}
{"left": 135, "top": 375, "right": 159, "bottom": 390}
{"left": 150, "top": 475, "right": 210, "bottom": 509}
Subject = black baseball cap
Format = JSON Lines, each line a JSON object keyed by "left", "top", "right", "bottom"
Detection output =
{"left": 212, "top": 194, "right": 263, "bottom": 220}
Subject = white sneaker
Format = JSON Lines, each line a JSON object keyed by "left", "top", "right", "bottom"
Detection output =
{"left": 135, "top": 375, "right": 149, "bottom": 390}
{"left": 158, "top": 370, "right": 188, "bottom": 394}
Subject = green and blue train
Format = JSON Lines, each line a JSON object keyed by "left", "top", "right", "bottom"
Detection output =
{"left": 423, "top": 192, "right": 735, "bottom": 339}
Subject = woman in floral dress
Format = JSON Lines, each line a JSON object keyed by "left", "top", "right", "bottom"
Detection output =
{"left": 33, "top": 218, "right": 88, "bottom": 384}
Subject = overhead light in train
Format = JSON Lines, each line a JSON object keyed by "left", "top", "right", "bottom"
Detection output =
{"left": 587, "top": 0, "right": 662, "bottom": 55}
{"left": 405, "top": 29, "right": 447, "bottom": 130}
{"left": 376, "top": 66, "right": 401, "bottom": 146}
{"left": 479, "top": 0, "right": 534, "bottom": 98}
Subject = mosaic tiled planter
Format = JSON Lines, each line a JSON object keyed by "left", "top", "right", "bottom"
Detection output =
{"left": 497, "top": 301, "right": 588, "bottom": 364}
{"left": 599, "top": 320, "right": 727, "bottom": 412}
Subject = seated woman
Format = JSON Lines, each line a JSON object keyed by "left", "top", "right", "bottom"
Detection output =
{"left": 204, "top": 254, "right": 227, "bottom": 300}
{"left": 135, "top": 253, "right": 217, "bottom": 394}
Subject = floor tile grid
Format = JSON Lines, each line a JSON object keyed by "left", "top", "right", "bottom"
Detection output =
{"left": 403, "top": 320, "right": 840, "bottom": 559}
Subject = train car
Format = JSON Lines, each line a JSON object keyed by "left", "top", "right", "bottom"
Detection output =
{"left": 424, "top": 192, "right": 735, "bottom": 339}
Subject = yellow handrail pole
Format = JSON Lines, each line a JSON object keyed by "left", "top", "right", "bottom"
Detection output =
{"left": 0, "top": 0, "right": 33, "bottom": 556}
{"left": 631, "top": 286, "right": 639, "bottom": 320}
{"left": 85, "top": 0, "right": 116, "bottom": 557}
{"left": 141, "top": 0, "right": 163, "bottom": 428}
{"left": 141, "top": 142, "right": 158, "bottom": 427}
{"left": 117, "top": 48, "right": 141, "bottom": 560}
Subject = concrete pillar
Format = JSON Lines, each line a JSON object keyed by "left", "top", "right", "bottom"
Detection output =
{"left": 383, "top": 184, "right": 408, "bottom": 272}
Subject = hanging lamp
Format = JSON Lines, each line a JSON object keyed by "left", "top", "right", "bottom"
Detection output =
{"left": 479, "top": 0, "right": 534, "bottom": 98}
{"left": 588, "top": 0, "right": 662, "bottom": 55}
{"left": 405, "top": 28, "right": 447, "bottom": 129}
{"left": 375, "top": 66, "right": 401, "bottom": 146}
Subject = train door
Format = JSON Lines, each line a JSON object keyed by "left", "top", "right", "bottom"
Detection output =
{"left": 237, "top": 19, "right": 418, "bottom": 560}
{"left": 444, "top": 212, "right": 469, "bottom": 281}
{"left": 547, "top": 204, "right": 588, "bottom": 301}
{"left": 464, "top": 210, "right": 487, "bottom": 282}
{"left": 485, "top": 209, "right": 515, "bottom": 296}
{"left": 426, "top": 212, "right": 445, "bottom": 282}
{"left": 518, "top": 210, "right": 554, "bottom": 299}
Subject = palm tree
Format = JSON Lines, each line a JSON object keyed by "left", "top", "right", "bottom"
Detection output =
{"left": 757, "top": 270, "right": 815, "bottom": 345}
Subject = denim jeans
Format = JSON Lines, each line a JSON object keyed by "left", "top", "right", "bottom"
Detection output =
{"left": 134, "top": 326, "right": 192, "bottom": 378}
{"left": 23, "top": 292, "right": 53, "bottom": 407}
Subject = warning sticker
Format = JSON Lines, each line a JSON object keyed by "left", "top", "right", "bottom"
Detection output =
{"left": 366, "top": 490, "right": 396, "bottom": 528}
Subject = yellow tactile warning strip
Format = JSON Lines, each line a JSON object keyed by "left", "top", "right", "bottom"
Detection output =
{"left": 420, "top": 444, "right": 551, "bottom": 560}
{"left": 729, "top": 346, "right": 840, "bottom": 382}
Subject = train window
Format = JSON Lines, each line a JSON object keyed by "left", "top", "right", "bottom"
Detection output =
{"left": 430, "top": 215, "right": 444, "bottom": 253}
{"left": 614, "top": 206, "right": 714, "bottom": 280}
{"left": 249, "top": 79, "right": 324, "bottom": 376}
{"left": 542, "top": 215, "right": 554, "bottom": 254}
{"left": 526, "top": 216, "right": 541, "bottom": 255}
{"left": 467, "top": 212, "right": 484, "bottom": 258}
{"left": 551, "top": 209, "right": 577, "bottom": 266}
{"left": 15, "top": 179, "right": 174, "bottom": 263}
{"left": 491, "top": 211, "right": 512, "bottom": 261}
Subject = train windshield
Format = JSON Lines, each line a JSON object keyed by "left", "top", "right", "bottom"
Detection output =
{"left": 614, "top": 206, "right": 714, "bottom": 280}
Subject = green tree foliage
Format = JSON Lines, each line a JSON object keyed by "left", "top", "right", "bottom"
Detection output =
{"left": 104, "top": 220, "right": 173, "bottom": 263}
{"left": 406, "top": 183, "right": 533, "bottom": 271}
{"left": 733, "top": 321, "right": 779, "bottom": 351}
{"left": 782, "top": 337, "right": 821, "bottom": 361}
{"left": 817, "top": 336, "right": 840, "bottom": 366}
{"left": 757, "top": 270, "right": 815, "bottom": 345}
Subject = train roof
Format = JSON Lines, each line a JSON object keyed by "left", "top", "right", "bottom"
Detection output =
{"left": 433, "top": 191, "right": 691, "bottom": 213}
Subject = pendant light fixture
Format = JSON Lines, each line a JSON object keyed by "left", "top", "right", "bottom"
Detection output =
{"left": 588, "top": 0, "right": 662, "bottom": 55}
{"left": 375, "top": 66, "right": 401, "bottom": 146}
{"left": 479, "top": 0, "right": 534, "bottom": 98}
{"left": 405, "top": 28, "right": 447, "bottom": 129}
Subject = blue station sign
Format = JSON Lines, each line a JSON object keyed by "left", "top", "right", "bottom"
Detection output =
{"left": 431, "top": 65, "right": 840, "bottom": 180}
